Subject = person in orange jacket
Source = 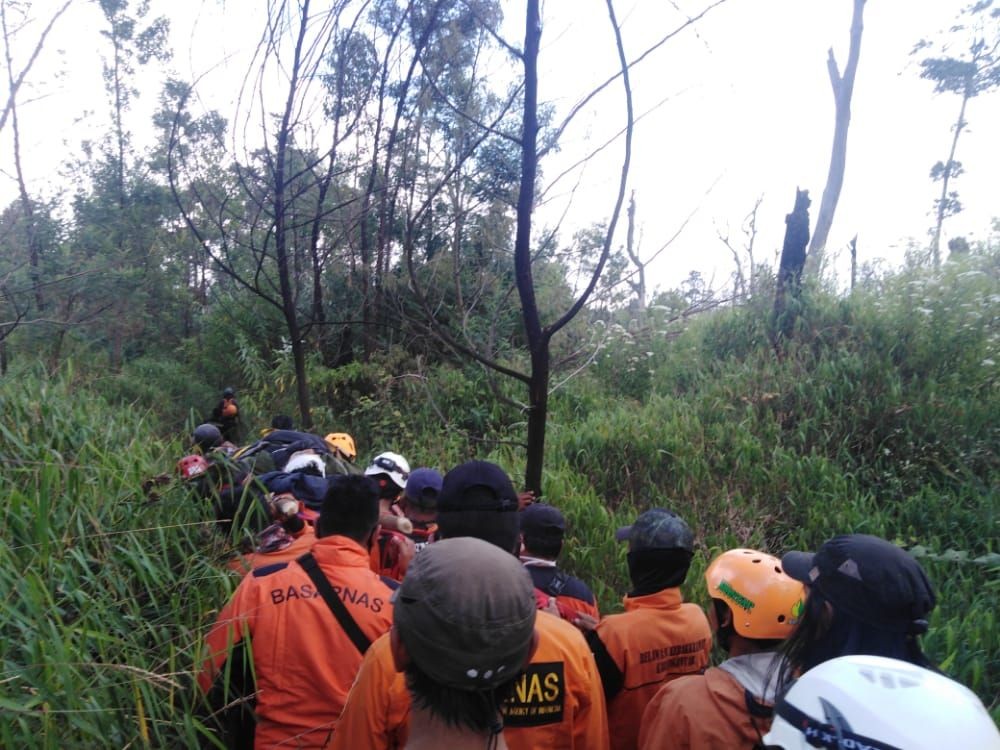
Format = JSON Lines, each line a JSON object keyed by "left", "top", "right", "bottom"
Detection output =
{"left": 197, "top": 474, "right": 394, "bottom": 749}
{"left": 581, "top": 508, "right": 711, "bottom": 750}
{"left": 519, "top": 503, "right": 600, "bottom": 622}
{"left": 638, "top": 548, "right": 806, "bottom": 749}
{"left": 391, "top": 537, "right": 539, "bottom": 748}
{"left": 331, "top": 460, "right": 610, "bottom": 750}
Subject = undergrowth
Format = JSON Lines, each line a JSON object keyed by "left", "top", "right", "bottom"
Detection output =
{"left": 0, "top": 250, "right": 996, "bottom": 744}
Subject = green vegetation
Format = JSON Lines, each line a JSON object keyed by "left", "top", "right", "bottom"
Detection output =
{"left": 0, "top": 249, "right": 997, "bottom": 745}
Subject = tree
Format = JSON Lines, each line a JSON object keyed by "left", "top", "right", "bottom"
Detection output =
{"left": 0, "top": 0, "right": 73, "bottom": 358}
{"left": 807, "top": 0, "right": 866, "bottom": 272}
{"left": 169, "top": 0, "right": 403, "bottom": 427}
{"left": 916, "top": 0, "right": 1000, "bottom": 266}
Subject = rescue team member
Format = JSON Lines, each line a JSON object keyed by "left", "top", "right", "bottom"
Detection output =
{"left": 331, "top": 460, "right": 610, "bottom": 750}
{"left": 638, "top": 548, "right": 805, "bottom": 749}
{"left": 210, "top": 386, "right": 242, "bottom": 443}
{"left": 519, "top": 503, "right": 599, "bottom": 622}
{"left": 582, "top": 508, "right": 711, "bottom": 750}
{"left": 391, "top": 537, "right": 539, "bottom": 749}
{"left": 774, "top": 533, "right": 938, "bottom": 695}
{"left": 365, "top": 451, "right": 416, "bottom": 580}
{"left": 763, "top": 654, "right": 1000, "bottom": 749}
{"left": 197, "top": 475, "right": 393, "bottom": 749}
{"left": 398, "top": 467, "right": 443, "bottom": 552}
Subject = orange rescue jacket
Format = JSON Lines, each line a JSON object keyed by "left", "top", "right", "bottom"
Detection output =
{"left": 198, "top": 535, "right": 393, "bottom": 749}
{"left": 587, "top": 587, "right": 711, "bottom": 750}
{"left": 331, "top": 610, "right": 611, "bottom": 750}
{"left": 638, "top": 661, "right": 778, "bottom": 749}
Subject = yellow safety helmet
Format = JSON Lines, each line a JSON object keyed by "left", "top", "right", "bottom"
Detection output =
{"left": 324, "top": 432, "right": 357, "bottom": 462}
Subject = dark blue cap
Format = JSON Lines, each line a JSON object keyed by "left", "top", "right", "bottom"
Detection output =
{"left": 404, "top": 468, "right": 444, "bottom": 510}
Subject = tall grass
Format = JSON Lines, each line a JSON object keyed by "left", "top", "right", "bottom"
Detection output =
{"left": 0, "top": 250, "right": 996, "bottom": 742}
{"left": 0, "top": 369, "right": 231, "bottom": 746}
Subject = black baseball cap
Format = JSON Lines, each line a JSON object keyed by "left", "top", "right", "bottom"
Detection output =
{"left": 519, "top": 503, "right": 566, "bottom": 540}
{"left": 437, "top": 460, "right": 519, "bottom": 513}
{"left": 782, "top": 534, "right": 936, "bottom": 634}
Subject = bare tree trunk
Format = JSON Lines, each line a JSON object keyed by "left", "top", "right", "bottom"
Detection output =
{"left": 624, "top": 191, "right": 645, "bottom": 320}
{"left": 930, "top": 84, "right": 970, "bottom": 267}
{"left": 773, "top": 188, "right": 811, "bottom": 350}
{"left": 808, "top": 0, "right": 865, "bottom": 272}
{"left": 275, "top": 0, "right": 313, "bottom": 428}
{"left": 849, "top": 234, "right": 858, "bottom": 291}
{"left": 517, "top": 0, "right": 546, "bottom": 495}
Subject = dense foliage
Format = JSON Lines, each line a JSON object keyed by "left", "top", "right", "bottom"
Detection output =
{"left": 0, "top": 246, "right": 996, "bottom": 745}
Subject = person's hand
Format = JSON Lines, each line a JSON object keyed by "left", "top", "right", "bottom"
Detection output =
{"left": 517, "top": 490, "right": 536, "bottom": 510}
{"left": 572, "top": 612, "right": 599, "bottom": 632}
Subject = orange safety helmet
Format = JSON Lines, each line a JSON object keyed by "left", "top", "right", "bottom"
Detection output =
{"left": 705, "top": 548, "right": 805, "bottom": 640}
{"left": 176, "top": 454, "right": 210, "bottom": 481}
{"left": 324, "top": 432, "right": 357, "bottom": 462}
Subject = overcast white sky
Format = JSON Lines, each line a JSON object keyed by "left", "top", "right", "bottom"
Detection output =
{"left": 3, "top": 0, "right": 997, "bottom": 294}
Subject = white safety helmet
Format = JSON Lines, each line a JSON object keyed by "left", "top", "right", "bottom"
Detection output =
{"left": 364, "top": 451, "right": 410, "bottom": 490}
{"left": 763, "top": 654, "right": 1000, "bottom": 750}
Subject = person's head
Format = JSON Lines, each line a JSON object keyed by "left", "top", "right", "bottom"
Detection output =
{"left": 324, "top": 432, "right": 358, "bottom": 462}
{"left": 400, "top": 468, "right": 443, "bottom": 525}
{"left": 391, "top": 537, "right": 538, "bottom": 735}
{"left": 775, "top": 534, "right": 937, "bottom": 692}
{"left": 436, "top": 460, "right": 520, "bottom": 554}
{"left": 316, "top": 474, "right": 380, "bottom": 545}
{"left": 615, "top": 508, "right": 695, "bottom": 596}
{"left": 222, "top": 387, "right": 235, "bottom": 398}
{"left": 762, "top": 655, "right": 1000, "bottom": 750}
{"left": 192, "top": 423, "right": 223, "bottom": 453}
{"left": 704, "top": 548, "right": 805, "bottom": 655}
{"left": 365, "top": 451, "right": 410, "bottom": 501}
{"left": 519, "top": 503, "right": 566, "bottom": 560}
{"left": 270, "top": 414, "right": 294, "bottom": 430}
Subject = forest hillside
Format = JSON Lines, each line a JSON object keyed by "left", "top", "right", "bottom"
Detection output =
{"left": 0, "top": 246, "right": 997, "bottom": 746}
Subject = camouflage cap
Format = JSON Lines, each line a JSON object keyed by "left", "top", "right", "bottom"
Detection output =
{"left": 393, "top": 537, "right": 537, "bottom": 691}
{"left": 615, "top": 508, "right": 694, "bottom": 552}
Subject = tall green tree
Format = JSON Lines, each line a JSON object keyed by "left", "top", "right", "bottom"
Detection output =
{"left": 916, "top": 0, "right": 1000, "bottom": 266}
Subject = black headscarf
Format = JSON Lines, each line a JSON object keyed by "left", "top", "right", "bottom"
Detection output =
{"left": 627, "top": 548, "right": 694, "bottom": 597}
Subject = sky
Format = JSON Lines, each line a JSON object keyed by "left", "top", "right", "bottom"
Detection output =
{"left": 2, "top": 0, "right": 998, "bottom": 295}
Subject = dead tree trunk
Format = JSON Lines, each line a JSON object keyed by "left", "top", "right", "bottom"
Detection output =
{"left": 808, "top": 0, "right": 865, "bottom": 273}
{"left": 849, "top": 234, "right": 858, "bottom": 291}
{"left": 773, "top": 188, "right": 811, "bottom": 348}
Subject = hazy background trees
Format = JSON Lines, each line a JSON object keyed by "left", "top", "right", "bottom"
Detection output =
{"left": 1, "top": 0, "right": 998, "bottom": 484}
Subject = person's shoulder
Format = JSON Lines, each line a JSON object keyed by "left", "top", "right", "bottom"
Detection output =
{"left": 680, "top": 601, "right": 713, "bottom": 631}
{"left": 535, "top": 609, "right": 588, "bottom": 646}
{"left": 558, "top": 572, "right": 596, "bottom": 603}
